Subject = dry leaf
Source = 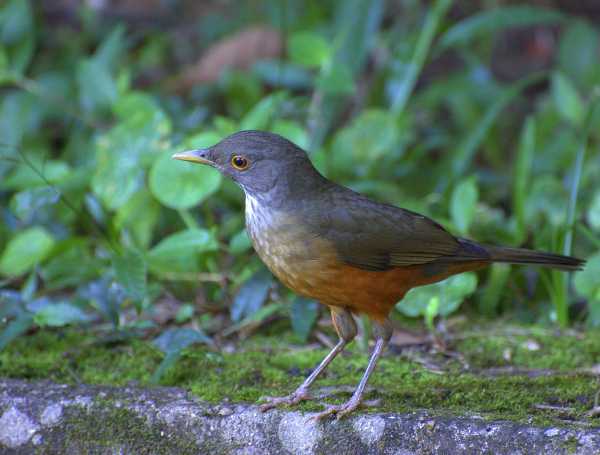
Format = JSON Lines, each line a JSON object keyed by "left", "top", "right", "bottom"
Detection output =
{"left": 174, "top": 25, "right": 283, "bottom": 91}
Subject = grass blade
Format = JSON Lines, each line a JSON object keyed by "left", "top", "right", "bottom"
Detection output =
{"left": 438, "top": 6, "right": 564, "bottom": 50}
{"left": 390, "top": 0, "right": 453, "bottom": 116}
{"left": 513, "top": 116, "right": 536, "bottom": 243}
{"left": 446, "top": 72, "right": 546, "bottom": 188}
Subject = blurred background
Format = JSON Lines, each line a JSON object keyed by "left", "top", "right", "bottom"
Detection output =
{"left": 1, "top": 0, "right": 600, "bottom": 360}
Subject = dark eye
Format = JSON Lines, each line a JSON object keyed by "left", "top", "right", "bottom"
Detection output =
{"left": 231, "top": 155, "right": 249, "bottom": 170}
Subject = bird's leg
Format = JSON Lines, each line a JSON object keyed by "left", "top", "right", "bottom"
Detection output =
{"left": 312, "top": 317, "right": 393, "bottom": 421}
{"left": 260, "top": 306, "right": 357, "bottom": 411}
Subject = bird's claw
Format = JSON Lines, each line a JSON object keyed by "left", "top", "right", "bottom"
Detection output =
{"left": 310, "top": 399, "right": 361, "bottom": 421}
{"left": 259, "top": 388, "right": 310, "bottom": 412}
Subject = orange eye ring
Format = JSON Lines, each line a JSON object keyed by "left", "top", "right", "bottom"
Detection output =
{"left": 231, "top": 155, "right": 249, "bottom": 170}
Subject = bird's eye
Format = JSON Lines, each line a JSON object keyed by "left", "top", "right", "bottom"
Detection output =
{"left": 231, "top": 155, "right": 249, "bottom": 170}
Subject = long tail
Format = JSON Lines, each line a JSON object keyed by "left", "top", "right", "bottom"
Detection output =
{"left": 457, "top": 239, "right": 585, "bottom": 271}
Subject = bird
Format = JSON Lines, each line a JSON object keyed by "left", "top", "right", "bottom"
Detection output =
{"left": 172, "top": 130, "right": 585, "bottom": 420}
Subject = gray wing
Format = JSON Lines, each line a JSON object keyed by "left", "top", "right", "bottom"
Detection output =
{"left": 305, "top": 188, "right": 472, "bottom": 271}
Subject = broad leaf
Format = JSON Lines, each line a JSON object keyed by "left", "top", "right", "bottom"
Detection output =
{"left": 551, "top": 72, "right": 584, "bottom": 126}
{"left": 33, "top": 302, "right": 90, "bottom": 327}
{"left": 574, "top": 252, "right": 600, "bottom": 301}
{"left": 558, "top": 20, "right": 600, "bottom": 90}
{"left": 229, "top": 230, "right": 252, "bottom": 255}
{"left": 288, "top": 32, "right": 331, "bottom": 68}
{"left": 588, "top": 191, "right": 600, "bottom": 232}
{"left": 153, "top": 327, "right": 211, "bottom": 354}
{"left": 0, "top": 312, "right": 34, "bottom": 351}
{"left": 147, "top": 229, "right": 218, "bottom": 275}
{"left": 149, "top": 151, "right": 221, "bottom": 210}
{"left": 398, "top": 273, "right": 478, "bottom": 318}
{"left": 230, "top": 270, "right": 272, "bottom": 322}
{"left": 290, "top": 298, "right": 319, "bottom": 342}
{"left": 0, "top": 227, "right": 55, "bottom": 277}
{"left": 92, "top": 93, "right": 171, "bottom": 210}
{"left": 113, "top": 249, "right": 147, "bottom": 301}
{"left": 10, "top": 186, "right": 60, "bottom": 222}
{"left": 450, "top": 177, "right": 478, "bottom": 235}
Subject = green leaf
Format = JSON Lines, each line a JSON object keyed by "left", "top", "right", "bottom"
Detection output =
{"left": 290, "top": 298, "right": 319, "bottom": 342}
{"left": 252, "top": 59, "right": 313, "bottom": 90}
{"left": 316, "top": 65, "right": 355, "bottom": 95}
{"left": 450, "top": 73, "right": 544, "bottom": 180}
{"left": 424, "top": 296, "right": 440, "bottom": 331}
{"left": 330, "top": 109, "right": 400, "bottom": 176}
{"left": 153, "top": 327, "right": 211, "bottom": 354}
{"left": 223, "top": 303, "right": 284, "bottom": 336}
{"left": 95, "top": 25, "right": 126, "bottom": 69}
{"left": 147, "top": 229, "right": 219, "bottom": 275}
{"left": 551, "top": 72, "right": 584, "bottom": 126}
{"left": 0, "top": 45, "right": 8, "bottom": 80}
{"left": 588, "top": 191, "right": 600, "bottom": 232}
{"left": 79, "top": 278, "right": 121, "bottom": 327}
{"left": 10, "top": 187, "right": 60, "bottom": 222}
{"left": 221, "top": 71, "right": 262, "bottom": 118}
{"left": 175, "top": 304, "right": 194, "bottom": 323}
{"left": 9, "top": 34, "right": 34, "bottom": 76}
{"left": 1, "top": 160, "right": 70, "bottom": 191}
{"left": 525, "top": 176, "right": 568, "bottom": 227}
{"left": 92, "top": 93, "right": 171, "bottom": 209}
{"left": 558, "top": 20, "right": 600, "bottom": 90}
{"left": 0, "top": 227, "right": 55, "bottom": 277}
{"left": 240, "top": 93, "right": 286, "bottom": 131}
{"left": 398, "top": 273, "right": 478, "bottom": 318}
{"left": 113, "top": 92, "right": 172, "bottom": 135}
{"left": 149, "top": 151, "right": 221, "bottom": 210}
{"left": 271, "top": 120, "right": 309, "bottom": 149}
{"left": 479, "top": 264, "right": 511, "bottom": 316}
{"left": 40, "top": 240, "right": 100, "bottom": 290}
{"left": 288, "top": 32, "right": 331, "bottom": 68}
{"left": 574, "top": 252, "right": 600, "bottom": 301}
{"left": 512, "top": 117, "right": 535, "bottom": 240}
{"left": 450, "top": 177, "right": 479, "bottom": 235}
{"left": 114, "top": 190, "right": 160, "bottom": 249}
{"left": 230, "top": 270, "right": 272, "bottom": 322}
{"left": 33, "top": 302, "right": 90, "bottom": 327}
{"left": 0, "top": 312, "right": 33, "bottom": 350}
{"left": 151, "top": 327, "right": 211, "bottom": 383}
{"left": 229, "top": 230, "right": 252, "bottom": 255}
{"left": 0, "top": 0, "right": 33, "bottom": 45}
{"left": 113, "top": 249, "right": 147, "bottom": 301}
{"left": 439, "top": 6, "right": 564, "bottom": 50}
{"left": 77, "top": 58, "right": 117, "bottom": 113}
{"left": 389, "top": 0, "right": 452, "bottom": 115}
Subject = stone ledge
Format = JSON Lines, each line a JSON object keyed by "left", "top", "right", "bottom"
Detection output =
{"left": 1, "top": 378, "right": 599, "bottom": 454}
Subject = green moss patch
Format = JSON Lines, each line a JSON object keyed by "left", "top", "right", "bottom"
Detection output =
{"left": 1, "top": 325, "right": 600, "bottom": 427}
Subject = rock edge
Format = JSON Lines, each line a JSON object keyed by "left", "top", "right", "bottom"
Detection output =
{"left": 1, "top": 378, "right": 599, "bottom": 454}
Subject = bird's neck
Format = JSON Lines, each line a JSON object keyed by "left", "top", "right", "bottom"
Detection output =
{"left": 243, "top": 168, "right": 332, "bottom": 211}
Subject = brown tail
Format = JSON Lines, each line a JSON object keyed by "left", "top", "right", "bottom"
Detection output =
{"left": 484, "top": 244, "right": 585, "bottom": 271}
{"left": 454, "top": 239, "right": 585, "bottom": 271}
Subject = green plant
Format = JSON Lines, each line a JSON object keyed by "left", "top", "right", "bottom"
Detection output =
{"left": 0, "top": 0, "right": 598, "bottom": 357}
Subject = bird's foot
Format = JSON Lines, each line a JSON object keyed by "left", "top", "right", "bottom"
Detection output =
{"left": 311, "top": 397, "right": 362, "bottom": 421}
{"left": 259, "top": 387, "right": 310, "bottom": 412}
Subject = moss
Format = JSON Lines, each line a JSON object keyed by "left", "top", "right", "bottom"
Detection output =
{"left": 52, "top": 402, "right": 202, "bottom": 454}
{"left": 2, "top": 324, "right": 600, "bottom": 428}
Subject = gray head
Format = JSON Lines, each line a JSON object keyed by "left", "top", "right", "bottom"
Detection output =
{"left": 173, "top": 130, "right": 327, "bottom": 200}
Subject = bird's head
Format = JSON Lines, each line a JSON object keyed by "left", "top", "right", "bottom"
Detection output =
{"left": 172, "top": 130, "right": 325, "bottom": 199}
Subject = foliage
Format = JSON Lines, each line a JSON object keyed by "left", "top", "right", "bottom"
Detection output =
{"left": 1, "top": 0, "right": 599, "bottom": 357}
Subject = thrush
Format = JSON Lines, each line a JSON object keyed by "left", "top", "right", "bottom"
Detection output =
{"left": 173, "top": 130, "right": 584, "bottom": 420}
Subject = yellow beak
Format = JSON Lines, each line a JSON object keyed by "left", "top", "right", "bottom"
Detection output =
{"left": 171, "top": 149, "right": 212, "bottom": 165}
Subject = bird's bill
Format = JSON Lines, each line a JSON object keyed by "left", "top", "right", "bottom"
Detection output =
{"left": 171, "top": 149, "right": 213, "bottom": 165}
